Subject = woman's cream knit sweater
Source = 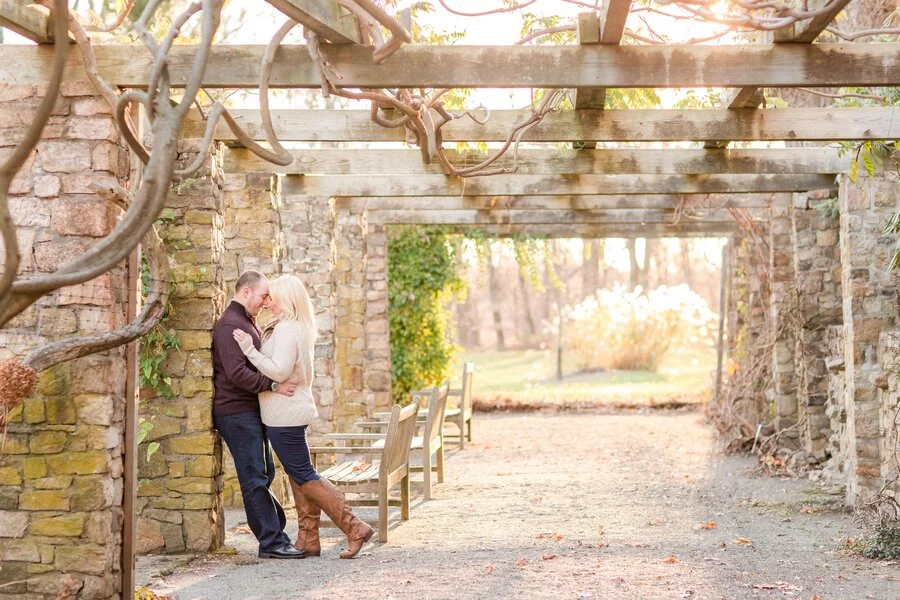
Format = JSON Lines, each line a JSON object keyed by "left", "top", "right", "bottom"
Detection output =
{"left": 241, "top": 321, "right": 319, "bottom": 427}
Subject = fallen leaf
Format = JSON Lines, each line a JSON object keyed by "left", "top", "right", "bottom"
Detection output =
{"left": 554, "top": 534, "right": 565, "bottom": 541}
{"left": 800, "top": 506, "right": 821, "bottom": 514}
{"left": 531, "top": 496, "right": 543, "bottom": 503}
{"left": 732, "top": 537, "right": 753, "bottom": 545}
{"left": 811, "top": 595, "right": 820, "bottom": 600}
{"left": 663, "top": 555, "right": 678, "bottom": 564}
{"left": 351, "top": 462, "right": 369, "bottom": 473}
{"left": 649, "top": 520, "right": 666, "bottom": 526}
{"left": 496, "top": 472, "right": 511, "bottom": 476}
{"left": 541, "top": 554, "right": 559, "bottom": 560}
{"left": 536, "top": 533, "right": 553, "bottom": 539}
{"left": 232, "top": 526, "right": 252, "bottom": 534}
{"left": 699, "top": 521, "right": 717, "bottom": 530}
{"left": 515, "top": 558, "right": 529, "bottom": 569}
{"left": 483, "top": 564, "right": 495, "bottom": 574}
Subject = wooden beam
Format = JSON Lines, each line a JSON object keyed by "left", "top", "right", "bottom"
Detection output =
{"left": 4, "top": 43, "right": 898, "bottom": 88}
{"left": 574, "top": 13, "right": 604, "bottom": 111}
{"left": 191, "top": 107, "right": 896, "bottom": 142}
{"left": 600, "top": 0, "right": 631, "bottom": 44}
{"left": 366, "top": 208, "right": 735, "bottom": 225}
{"left": 393, "top": 222, "right": 737, "bottom": 238}
{"left": 0, "top": 0, "right": 69, "bottom": 43}
{"left": 706, "top": 0, "right": 851, "bottom": 148}
{"left": 282, "top": 173, "right": 835, "bottom": 197}
{"left": 336, "top": 194, "right": 776, "bottom": 211}
{"left": 263, "top": 0, "right": 359, "bottom": 44}
{"left": 225, "top": 148, "right": 844, "bottom": 175}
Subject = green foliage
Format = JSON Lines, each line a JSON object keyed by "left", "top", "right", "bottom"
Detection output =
{"left": 814, "top": 197, "right": 840, "bottom": 219}
{"left": 136, "top": 419, "right": 160, "bottom": 462}
{"left": 519, "top": 12, "right": 575, "bottom": 45}
{"left": 388, "top": 226, "right": 465, "bottom": 403}
{"left": 139, "top": 249, "right": 181, "bottom": 399}
{"left": 843, "top": 516, "right": 900, "bottom": 560}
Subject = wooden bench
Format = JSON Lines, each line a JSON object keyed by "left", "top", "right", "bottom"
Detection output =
{"left": 366, "top": 383, "right": 450, "bottom": 500}
{"left": 309, "top": 399, "right": 420, "bottom": 543}
{"left": 444, "top": 362, "right": 475, "bottom": 449}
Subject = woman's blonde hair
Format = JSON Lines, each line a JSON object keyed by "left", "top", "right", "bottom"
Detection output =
{"left": 268, "top": 275, "right": 317, "bottom": 341}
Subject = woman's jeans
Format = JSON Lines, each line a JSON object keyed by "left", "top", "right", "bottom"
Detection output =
{"left": 214, "top": 411, "right": 290, "bottom": 552}
{"left": 266, "top": 425, "right": 321, "bottom": 486}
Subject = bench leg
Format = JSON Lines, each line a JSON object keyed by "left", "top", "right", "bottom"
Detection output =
{"left": 401, "top": 475, "right": 410, "bottom": 520}
{"left": 436, "top": 443, "right": 445, "bottom": 484}
{"left": 466, "top": 416, "right": 473, "bottom": 442}
{"left": 457, "top": 413, "right": 465, "bottom": 450}
{"left": 423, "top": 449, "right": 433, "bottom": 500}
{"left": 378, "top": 491, "right": 388, "bottom": 543}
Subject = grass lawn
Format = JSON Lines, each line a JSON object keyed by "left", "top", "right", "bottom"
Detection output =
{"left": 455, "top": 345, "right": 716, "bottom": 409}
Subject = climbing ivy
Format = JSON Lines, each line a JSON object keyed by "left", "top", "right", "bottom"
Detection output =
{"left": 387, "top": 226, "right": 465, "bottom": 403}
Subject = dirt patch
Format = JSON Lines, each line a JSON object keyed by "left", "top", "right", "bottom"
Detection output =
{"left": 138, "top": 409, "right": 900, "bottom": 599}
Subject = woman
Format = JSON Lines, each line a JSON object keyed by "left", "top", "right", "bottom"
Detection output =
{"left": 233, "top": 274, "right": 374, "bottom": 559}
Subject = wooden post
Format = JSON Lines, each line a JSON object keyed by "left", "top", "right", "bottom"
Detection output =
{"left": 714, "top": 239, "right": 731, "bottom": 405}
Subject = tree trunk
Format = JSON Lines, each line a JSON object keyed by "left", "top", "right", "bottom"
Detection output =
{"left": 680, "top": 239, "right": 694, "bottom": 288}
{"left": 518, "top": 272, "right": 538, "bottom": 340}
{"left": 627, "top": 238, "right": 640, "bottom": 291}
{"left": 582, "top": 239, "right": 599, "bottom": 300}
{"left": 645, "top": 238, "right": 660, "bottom": 289}
{"left": 487, "top": 252, "right": 506, "bottom": 351}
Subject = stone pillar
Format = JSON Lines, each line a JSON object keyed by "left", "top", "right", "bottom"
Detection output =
{"left": 365, "top": 223, "right": 392, "bottom": 413}
{"left": 877, "top": 328, "right": 900, "bottom": 503}
{"left": 217, "top": 170, "right": 286, "bottom": 509}
{"left": 0, "top": 82, "right": 130, "bottom": 599}
{"left": 770, "top": 193, "right": 799, "bottom": 440}
{"left": 790, "top": 190, "right": 843, "bottom": 454}
{"left": 839, "top": 173, "right": 900, "bottom": 504}
{"left": 280, "top": 181, "right": 337, "bottom": 442}
{"left": 135, "top": 140, "right": 226, "bottom": 553}
{"left": 334, "top": 204, "right": 369, "bottom": 431}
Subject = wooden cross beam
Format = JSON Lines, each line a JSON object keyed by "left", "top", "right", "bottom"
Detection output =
{"left": 364, "top": 208, "right": 736, "bottom": 225}
{"left": 366, "top": 222, "right": 738, "bottom": 238}
{"left": 282, "top": 173, "right": 835, "bottom": 197}
{"left": 0, "top": 0, "right": 71, "bottom": 44}
{"left": 335, "top": 194, "right": 776, "bottom": 211}
{"left": 4, "top": 43, "right": 898, "bottom": 88}
{"left": 224, "top": 148, "right": 845, "bottom": 175}
{"left": 192, "top": 107, "right": 895, "bottom": 142}
{"left": 573, "top": 1, "right": 632, "bottom": 149}
{"left": 263, "top": 0, "right": 360, "bottom": 44}
{"left": 705, "top": 0, "right": 851, "bottom": 148}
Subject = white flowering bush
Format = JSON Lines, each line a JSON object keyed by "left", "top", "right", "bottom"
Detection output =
{"left": 553, "top": 285, "right": 717, "bottom": 372}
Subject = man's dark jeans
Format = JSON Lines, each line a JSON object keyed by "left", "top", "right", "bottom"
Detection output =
{"left": 214, "top": 411, "right": 290, "bottom": 552}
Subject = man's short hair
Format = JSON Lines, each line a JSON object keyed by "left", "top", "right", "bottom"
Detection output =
{"left": 235, "top": 270, "right": 266, "bottom": 294}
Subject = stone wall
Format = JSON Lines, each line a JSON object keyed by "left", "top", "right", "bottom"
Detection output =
{"left": 218, "top": 169, "right": 288, "bottom": 509}
{"left": 135, "top": 141, "right": 227, "bottom": 553}
{"left": 769, "top": 194, "right": 799, "bottom": 441}
{"left": 877, "top": 327, "right": 900, "bottom": 503}
{"left": 0, "top": 83, "right": 130, "bottom": 599}
{"left": 838, "top": 173, "right": 900, "bottom": 504}
{"left": 279, "top": 186, "right": 337, "bottom": 443}
{"left": 365, "top": 223, "right": 391, "bottom": 411}
{"left": 790, "top": 190, "right": 843, "bottom": 455}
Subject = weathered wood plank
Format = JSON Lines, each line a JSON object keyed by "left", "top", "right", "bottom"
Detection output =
{"left": 225, "top": 147, "right": 844, "bottom": 175}
{"left": 334, "top": 194, "right": 775, "bottom": 211}
{"left": 599, "top": 0, "right": 632, "bottom": 44}
{"left": 3, "top": 43, "right": 898, "bottom": 88}
{"left": 188, "top": 107, "right": 896, "bottom": 142}
{"left": 0, "top": 0, "right": 67, "bottom": 43}
{"left": 264, "top": 0, "right": 359, "bottom": 44}
{"left": 707, "top": 0, "right": 851, "bottom": 148}
{"left": 574, "top": 12, "right": 604, "bottom": 111}
{"left": 413, "top": 222, "right": 737, "bottom": 238}
{"left": 282, "top": 173, "right": 835, "bottom": 196}
{"left": 367, "top": 208, "right": 734, "bottom": 225}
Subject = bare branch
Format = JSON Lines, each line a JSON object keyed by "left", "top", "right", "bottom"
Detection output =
{"left": 93, "top": 0, "right": 136, "bottom": 32}
{"left": 826, "top": 26, "right": 900, "bottom": 40}
{"left": 516, "top": 25, "right": 576, "bottom": 45}
{"left": 781, "top": 87, "right": 888, "bottom": 104}
{"left": 437, "top": 0, "right": 538, "bottom": 17}
{"left": 22, "top": 224, "right": 169, "bottom": 372}
{"left": 0, "top": 0, "right": 69, "bottom": 302}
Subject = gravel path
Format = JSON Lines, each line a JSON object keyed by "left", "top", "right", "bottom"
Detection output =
{"left": 138, "top": 409, "right": 900, "bottom": 600}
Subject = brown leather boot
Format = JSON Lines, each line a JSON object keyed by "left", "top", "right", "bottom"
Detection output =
{"left": 289, "top": 478, "right": 321, "bottom": 556}
{"left": 299, "top": 479, "right": 375, "bottom": 559}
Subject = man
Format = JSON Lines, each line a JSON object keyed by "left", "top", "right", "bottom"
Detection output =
{"left": 212, "top": 270, "right": 304, "bottom": 559}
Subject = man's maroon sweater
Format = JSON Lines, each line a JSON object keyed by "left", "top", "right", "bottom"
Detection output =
{"left": 212, "top": 301, "right": 274, "bottom": 417}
